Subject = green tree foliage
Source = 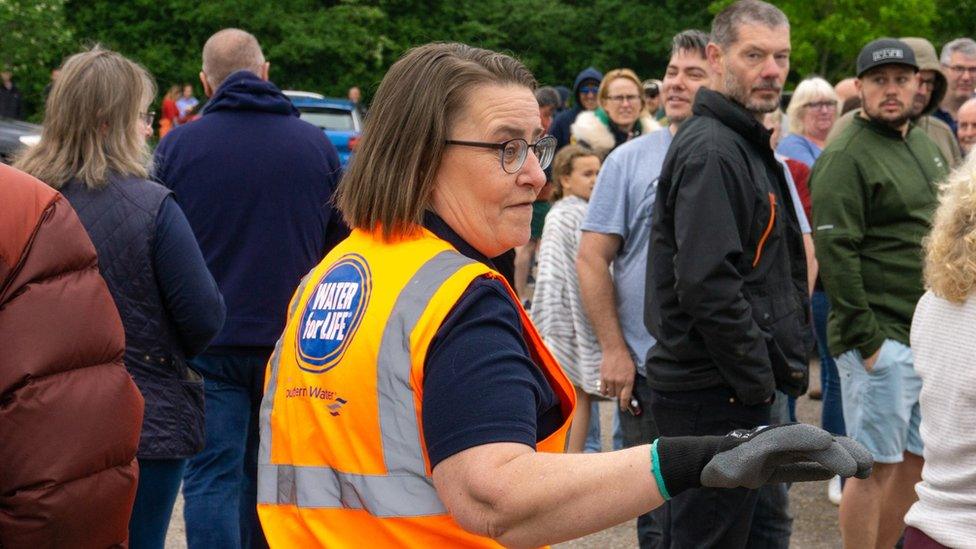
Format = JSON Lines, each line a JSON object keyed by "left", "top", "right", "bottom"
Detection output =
{"left": 0, "top": 0, "right": 73, "bottom": 117}
{"left": 4, "top": 0, "right": 968, "bottom": 120}
{"left": 20, "top": 0, "right": 713, "bottom": 118}
{"left": 709, "top": 0, "right": 937, "bottom": 83}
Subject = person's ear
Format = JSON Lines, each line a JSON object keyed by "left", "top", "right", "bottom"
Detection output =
{"left": 261, "top": 62, "right": 270, "bottom": 82}
{"left": 199, "top": 72, "right": 214, "bottom": 98}
{"left": 706, "top": 43, "right": 724, "bottom": 79}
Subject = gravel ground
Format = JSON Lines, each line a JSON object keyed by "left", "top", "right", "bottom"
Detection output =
{"left": 165, "top": 362, "right": 842, "bottom": 548}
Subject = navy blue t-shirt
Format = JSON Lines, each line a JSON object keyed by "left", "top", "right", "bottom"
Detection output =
{"left": 421, "top": 213, "right": 564, "bottom": 469}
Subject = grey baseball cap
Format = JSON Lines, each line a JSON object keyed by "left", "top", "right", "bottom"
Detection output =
{"left": 857, "top": 38, "right": 919, "bottom": 77}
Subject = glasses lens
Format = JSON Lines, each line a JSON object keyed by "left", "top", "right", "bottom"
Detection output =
{"left": 534, "top": 136, "right": 557, "bottom": 170}
{"left": 502, "top": 139, "right": 528, "bottom": 174}
{"left": 580, "top": 85, "right": 599, "bottom": 95}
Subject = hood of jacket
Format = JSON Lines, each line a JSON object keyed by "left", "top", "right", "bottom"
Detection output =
{"left": 902, "top": 37, "right": 946, "bottom": 116}
{"left": 572, "top": 67, "right": 603, "bottom": 107}
{"left": 570, "top": 108, "right": 659, "bottom": 156}
{"left": 202, "top": 70, "right": 298, "bottom": 117}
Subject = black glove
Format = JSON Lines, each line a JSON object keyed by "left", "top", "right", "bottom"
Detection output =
{"left": 650, "top": 423, "right": 873, "bottom": 500}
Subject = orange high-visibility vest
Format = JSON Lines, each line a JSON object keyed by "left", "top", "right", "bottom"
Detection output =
{"left": 257, "top": 228, "right": 576, "bottom": 548}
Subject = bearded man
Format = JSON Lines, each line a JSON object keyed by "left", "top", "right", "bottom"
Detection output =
{"left": 644, "top": 1, "right": 812, "bottom": 546}
{"left": 810, "top": 38, "right": 946, "bottom": 549}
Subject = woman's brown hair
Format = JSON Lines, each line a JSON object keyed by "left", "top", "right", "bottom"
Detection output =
{"left": 336, "top": 42, "right": 536, "bottom": 240}
{"left": 15, "top": 46, "right": 155, "bottom": 189}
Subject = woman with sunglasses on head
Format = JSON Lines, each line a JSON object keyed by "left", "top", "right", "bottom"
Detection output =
{"left": 255, "top": 42, "right": 870, "bottom": 548}
{"left": 570, "top": 68, "right": 660, "bottom": 158}
{"left": 15, "top": 46, "right": 225, "bottom": 549}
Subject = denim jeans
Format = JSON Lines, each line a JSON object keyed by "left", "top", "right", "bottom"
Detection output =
{"left": 129, "top": 458, "right": 186, "bottom": 549}
{"left": 621, "top": 376, "right": 664, "bottom": 549}
{"left": 182, "top": 352, "right": 270, "bottom": 549}
{"left": 650, "top": 386, "right": 771, "bottom": 548}
{"left": 746, "top": 391, "right": 793, "bottom": 549}
{"left": 812, "top": 290, "right": 846, "bottom": 436}
{"left": 584, "top": 401, "right": 601, "bottom": 452}
{"left": 584, "top": 401, "right": 625, "bottom": 452}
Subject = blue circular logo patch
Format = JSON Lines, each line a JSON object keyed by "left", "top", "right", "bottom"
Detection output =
{"left": 296, "top": 254, "right": 372, "bottom": 373}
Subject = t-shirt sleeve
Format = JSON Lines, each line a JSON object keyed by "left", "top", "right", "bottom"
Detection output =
{"left": 422, "top": 277, "right": 560, "bottom": 469}
{"left": 581, "top": 150, "right": 628, "bottom": 238}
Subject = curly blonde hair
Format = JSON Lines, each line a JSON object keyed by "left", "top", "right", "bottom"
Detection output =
{"left": 924, "top": 153, "right": 976, "bottom": 303}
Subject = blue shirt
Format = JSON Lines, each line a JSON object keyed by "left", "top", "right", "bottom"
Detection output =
{"left": 581, "top": 128, "right": 672, "bottom": 374}
{"left": 776, "top": 132, "right": 821, "bottom": 168}
{"left": 421, "top": 212, "right": 563, "bottom": 469}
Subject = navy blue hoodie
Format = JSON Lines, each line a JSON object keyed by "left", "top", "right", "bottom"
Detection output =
{"left": 154, "top": 71, "right": 348, "bottom": 350}
{"left": 549, "top": 67, "right": 603, "bottom": 150}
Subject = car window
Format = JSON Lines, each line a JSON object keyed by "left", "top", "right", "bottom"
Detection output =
{"left": 297, "top": 107, "right": 355, "bottom": 131}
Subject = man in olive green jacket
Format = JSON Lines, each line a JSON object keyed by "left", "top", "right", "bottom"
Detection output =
{"left": 811, "top": 39, "right": 947, "bottom": 549}
{"left": 828, "top": 37, "right": 963, "bottom": 167}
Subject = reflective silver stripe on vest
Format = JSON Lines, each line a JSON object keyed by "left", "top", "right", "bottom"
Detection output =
{"left": 258, "top": 250, "right": 478, "bottom": 517}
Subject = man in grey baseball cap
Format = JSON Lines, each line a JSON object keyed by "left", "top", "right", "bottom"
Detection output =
{"left": 856, "top": 37, "right": 919, "bottom": 77}
{"left": 810, "top": 36, "right": 946, "bottom": 548}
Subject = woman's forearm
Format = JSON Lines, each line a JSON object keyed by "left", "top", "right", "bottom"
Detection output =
{"left": 432, "top": 442, "right": 663, "bottom": 548}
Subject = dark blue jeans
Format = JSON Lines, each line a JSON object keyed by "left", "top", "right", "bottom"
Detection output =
{"left": 622, "top": 376, "right": 664, "bottom": 549}
{"left": 182, "top": 352, "right": 270, "bottom": 549}
{"left": 812, "top": 290, "right": 846, "bottom": 436}
{"left": 129, "top": 458, "right": 186, "bottom": 549}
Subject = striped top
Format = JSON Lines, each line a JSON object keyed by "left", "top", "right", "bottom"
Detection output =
{"left": 531, "top": 195, "right": 602, "bottom": 395}
{"left": 904, "top": 291, "right": 976, "bottom": 547}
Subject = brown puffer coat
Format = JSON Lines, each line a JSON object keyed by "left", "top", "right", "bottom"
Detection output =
{"left": 0, "top": 163, "right": 144, "bottom": 548}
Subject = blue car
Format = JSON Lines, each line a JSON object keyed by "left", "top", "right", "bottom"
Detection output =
{"left": 284, "top": 91, "right": 363, "bottom": 168}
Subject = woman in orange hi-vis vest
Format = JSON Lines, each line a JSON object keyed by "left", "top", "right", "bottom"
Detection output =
{"left": 255, "top": 42, "right": 873, "bottom": 548}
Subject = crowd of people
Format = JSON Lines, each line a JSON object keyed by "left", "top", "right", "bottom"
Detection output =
{"left": 1, "top": 1, "right": 974, "bottom": 548}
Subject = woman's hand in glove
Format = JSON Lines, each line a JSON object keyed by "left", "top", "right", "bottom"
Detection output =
{"left": 650, "top": 423, "right": 873, "bottom": 500}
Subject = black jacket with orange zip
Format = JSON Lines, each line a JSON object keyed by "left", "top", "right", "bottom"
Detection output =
{"left": 645, "top": 87, "right": 811, "bottom": 405}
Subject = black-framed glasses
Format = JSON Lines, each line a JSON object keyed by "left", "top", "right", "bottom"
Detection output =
{"left": 445, "top": 135, "right": 557, "bottom": 174}
{"left": 139, "top": 111, "right": 156, "bottom": 126}
{"left": 803, "top": 100, "right": 837, "bottom": 111}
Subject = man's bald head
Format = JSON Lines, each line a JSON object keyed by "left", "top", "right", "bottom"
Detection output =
{"left": 957, "top": 97, "right": 976, "bottom": 154}
{"left": 201, "top": 28, "right": 267, "bottom": 92}
{"left": 834, "top": 77, "right": 858, "bottom": 104}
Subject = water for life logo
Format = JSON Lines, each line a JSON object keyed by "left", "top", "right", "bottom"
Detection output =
{"left": 296, "top": 254, "right": 372, "bottom": 373}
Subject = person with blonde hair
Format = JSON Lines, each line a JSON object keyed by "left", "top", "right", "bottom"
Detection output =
{"left": 571, "top": 68, "right": 659, "bottom": 157}
{"left": 15, "top": 46, "right": 225, "bottom": 549}
{"left": 903, "top": 154, "right": 976, "bottom": 548}
{"left": 778, "top": 76, "right": 838, "bottom": 167}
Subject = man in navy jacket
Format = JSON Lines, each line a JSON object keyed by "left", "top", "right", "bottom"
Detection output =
{"left": 154, "top": 28, "right": 348, "bottom": 549}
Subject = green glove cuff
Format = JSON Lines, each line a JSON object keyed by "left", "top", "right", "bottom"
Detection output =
{"left": 650, "top": 440, "right": 671, "bottom": 501}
